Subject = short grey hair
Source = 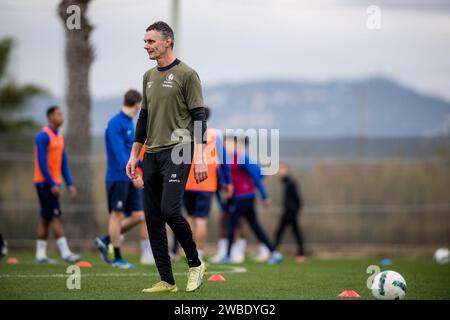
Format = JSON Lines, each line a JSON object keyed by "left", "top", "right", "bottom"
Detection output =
{"left": 146, "top": 21, "right": 174, "bottom": 49}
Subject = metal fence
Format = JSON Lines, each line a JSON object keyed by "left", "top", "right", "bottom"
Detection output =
{"left": 1, "top": 134, "right": 449, "bottom": 251}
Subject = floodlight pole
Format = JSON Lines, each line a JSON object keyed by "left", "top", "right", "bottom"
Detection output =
{"left": 171, "top": 0, "right": 180, "bottom": 55}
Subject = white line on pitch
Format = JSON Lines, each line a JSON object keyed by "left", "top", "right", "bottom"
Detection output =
{"left": 0, "top": 265, "right": 247, "bottom": 278}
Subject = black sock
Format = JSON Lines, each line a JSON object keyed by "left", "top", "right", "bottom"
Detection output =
{"left": 114, "top": 247, "right": 122, "bottom": 261}
{"left": 164, "top": 278, "right": 176, "bottom": 285}
{"left": 187, "top": 257, "right": 201, "bottom": 268}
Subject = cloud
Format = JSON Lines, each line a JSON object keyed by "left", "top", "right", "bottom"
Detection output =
{"left": 342, "top": 0, "right": 450, "bottom": 13}
{"left": 0, "top": 0, "right": 449, "bottom": 102}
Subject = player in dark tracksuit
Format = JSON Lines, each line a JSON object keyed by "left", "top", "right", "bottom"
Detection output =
{"left": 274, "top": 162, "right": 306, "bottom": 262}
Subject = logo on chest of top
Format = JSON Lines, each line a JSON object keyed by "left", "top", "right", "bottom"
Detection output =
{"left": 147, "top": 81, "right": 153, "bottom": 89}
{"left": 163, "top": 73, "right": 175, "bottom": 88}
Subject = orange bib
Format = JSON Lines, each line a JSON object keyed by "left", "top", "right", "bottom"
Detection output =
{"left": 136, "top": 143, "right": 146, "bottom": 178}
{"left": 34, "top": 126, "right": 64, "bottom": 184}
{"left": 185, "top": 128, "right": 218, "bottom": 192}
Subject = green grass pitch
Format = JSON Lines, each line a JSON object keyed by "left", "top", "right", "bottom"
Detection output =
{"left": 1, "top": 252, "right": 449, "bottom": 300}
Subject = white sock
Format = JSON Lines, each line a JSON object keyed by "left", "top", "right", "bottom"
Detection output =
{"left": 140, "top": 240, "right": 153, "bottom": 259}
{"left": 56, "top": 237, "right": 72, "bottom": 258}
{"left": 259, "top": 243, "right": 270, "bottom": 256}
{"left": 230, "top": 242, "right": 239, "bottom": 258}
{"left": 217, "top": 238, "right": 228, "bottom": 256}
{"left": 211, "top": 239, "right": 228, "bottom": 262}
{"left": 197, "top": 249, "right": 204, "bottom": 260}
{"left": 237, "top": 238, "right": 247, "bottom": 256}
{"left": 119, "top": 235, "right": 125, "bottom": 245}
{"left": 36, "top": 240, "right": 47, "bottom": 259}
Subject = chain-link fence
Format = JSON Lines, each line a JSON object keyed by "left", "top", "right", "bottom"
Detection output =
{"left": 1, "top": 134, "right": 449, "bottom": 253}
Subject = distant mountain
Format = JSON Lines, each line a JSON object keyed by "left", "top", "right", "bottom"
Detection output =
{"left": 204, "top": 77, "right": 450, "bottom": 138}
{"left": 22, "top": 76, "right": 450, "bottom": 137}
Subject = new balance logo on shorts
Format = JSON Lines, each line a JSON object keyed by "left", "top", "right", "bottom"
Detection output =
{"left": 169, "top": 173, "right": 180, "bottom": 183}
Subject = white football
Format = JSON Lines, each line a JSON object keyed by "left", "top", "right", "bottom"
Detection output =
{"left": 433, "top": 248, "right": 450, "bottom": 264}
{"left": 371, "top": 271, "right": 407, "bottom": 300}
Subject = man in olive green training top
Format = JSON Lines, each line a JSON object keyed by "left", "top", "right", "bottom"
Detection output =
{"left": 126, "top": 21, "right": 208, "bottom": 293}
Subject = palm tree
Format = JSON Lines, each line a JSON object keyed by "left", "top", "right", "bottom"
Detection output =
{"left": 0, "top": 37, "right": 47, "bottom": 132}
{"left": 58, "top": 0, "right": 98, "bottom": 239}
{"left": 58, "top": 0, "right": 94, "bottom": 137}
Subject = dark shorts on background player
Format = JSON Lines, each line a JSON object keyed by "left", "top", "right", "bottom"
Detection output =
{"left": 183, "top": 191, "right": 213, "bottom": 218}
{"left": 106, "top": 181, "right": 144, "bottom": 216}
{"left": 35, "top": 183, "right": 62, "bottom": 221}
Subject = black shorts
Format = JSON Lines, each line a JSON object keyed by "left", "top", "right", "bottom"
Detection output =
{"left": 35, "top": 183, "right": 61, "bottom": 221}
{"left": 106, "top": 181, "right": 144, "bottom": 217}
{"left": 183, "top": 191, "right": 213, "bottom": 218}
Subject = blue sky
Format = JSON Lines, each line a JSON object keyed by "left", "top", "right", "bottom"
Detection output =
{"left": 1, "top": 0, "right": 449, "bottom": 101}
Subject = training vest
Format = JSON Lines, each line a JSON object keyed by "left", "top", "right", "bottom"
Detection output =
{"left": 185, "top": 128, "right": 219, "bottom": 192}
{"left": 34, "top": 126, "right": 64, "bottom": 184}
{"left": 136, "top": 143, "right": 146, "bottom": 178}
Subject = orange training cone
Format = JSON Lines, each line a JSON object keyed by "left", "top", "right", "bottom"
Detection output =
{"left": 208, "top": 274, "right": 226, "bottom": 281}
{"left": 338, "top": 290, "right": 361, "bottom": 298}
{"left": 76, "top": 261, "right": 92, "bottom": 268}
{"left": 7, "top": 257, "right": 18, "bottom": 264}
